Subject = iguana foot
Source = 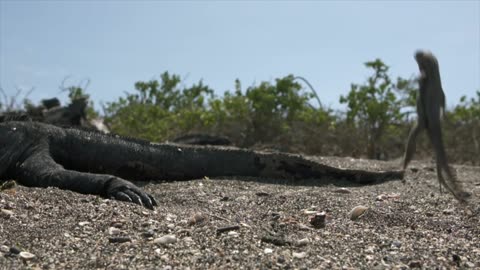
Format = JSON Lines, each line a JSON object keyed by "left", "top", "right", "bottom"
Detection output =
{"left": 105, "top": 178, "right": 157, "bottom": 209}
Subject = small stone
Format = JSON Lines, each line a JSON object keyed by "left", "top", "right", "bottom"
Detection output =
{"left": 108, "top": 227, "right": 122, "bottom": 235}
{"left": 365, "top": 246, "right": 375, "bottom": 254}
{"left": 9, "top": 246, "right": 21, "bottom": 254}
{"left": 408, "top": 260, "right": 422, "bottom": 268}
{"left": 3, "top": 202, "right": 14, "bottom": 210}
{"left": 1, "top": 209, "right": 13, "bottom": 218}
{"left": 78, "top": 221, "right": 90, "bottom": 226}
{"left": 443, "top": 208, "right": 455, "bottom": 215}
{"left": 292, "top": 251, "right": 307, "bottom": 259}
{"left": 297, "top": 224, "right": 312, "bottom": 231}
{"left": 108, "top": 237, "right": 131, "bottom": 243}
{"left": 111, "top": 222, "right": 123, "bottom": 228}
{"left": 391, "top": 240, "right": 402, "bottom": 248}
{"left": 309, "top": 212, "right": 326, "bottom": 228}
{"left": 296, "top": 238, "right": 310, "bottom": 246}
{"left": 452, "top": 254, "right": 461, "bottom": 263}
{"left": 142, "top": 230, "right": 155, "bottom": 238}
{"left": 153, "top": 235, "right": 177, "bottom": 245}
{"left": 264, "top": 248, "right": 273, "bottom": 254}
{"left": 167, "top": 223, "right": 175, "bottom": 229}
{"left": 165, "top": 214, "right": 177, "bottom": 221}
{"left": 19, "top": 251, "right": 36, "bottom": 260}
{"left": 227, "top": 231, "right": 239, "bottom": 237}
{"left": 183, "top": 237, "right": 194, "bottom": 243}
{"left": 349, "top": 205, "right": 368, "bottom": 221}
{"left": 0, "top": 245, "right": 9, "bottom": 253}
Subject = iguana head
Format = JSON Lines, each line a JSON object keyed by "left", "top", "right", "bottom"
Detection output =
{"left": 414, "top": 50, "right": 440, "bottom": 79}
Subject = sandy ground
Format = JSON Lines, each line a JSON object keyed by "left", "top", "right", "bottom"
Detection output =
{"left": 0, "top": 157, "right": 479, "bottom": 269}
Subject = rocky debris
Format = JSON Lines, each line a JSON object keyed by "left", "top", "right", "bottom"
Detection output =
{"left": 0, "top": 158, "right": 479, "bottom": 269}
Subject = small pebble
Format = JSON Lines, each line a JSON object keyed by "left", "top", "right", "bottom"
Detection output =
{"left": 108, "top": 227, "right": 122, "bottom": 235}
{"left": 108, "top": 237, "right": 131, "bottom": 243}
{"left": 296, "top": 238, "right": 310, "bottom": 246}
{"left": 309, "top": 212, "right": 326, "bottom": 228}
{"left": 1, "top": 209, "right": 13, "bottom": 217}
{"left": 183, "top": 237, "right": 194, "bottom": 243}
{"left": 154, "top": 235, "right": 177, "bottom": 245}
{"left": 227, "top": 231, "right": 239, "bottom": 237}
{"left": 443, "top": 208, "right": 455, "bottom": 215}
{"left": 78, "top": 221, "right": 90, "bottom": 226}
{"left": 9, "top": 246, "right": 21, "bottom": 254}
{"left": 142, "top": 230, "right": 155, "bottom": 238}
{"left": 264, "top": 248, "right": 273, "bottom": 254}
{"left": 292, "top": 251, "right": 307, "bottom": 259}
{"left": 0, "top": 245, "right": 9, "bottom": 253}
{"left": 408, "top": 260, "right": 422, "bottom": 268}
{"left": 464, "top": 262, "right": 475, "bottom": 268}
{"left": 391, "top": 240, "right": 402, "bottom": 248}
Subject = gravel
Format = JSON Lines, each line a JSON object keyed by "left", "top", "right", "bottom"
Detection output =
{"left": 0, "top": 157, "right": 479, "bottom": 269}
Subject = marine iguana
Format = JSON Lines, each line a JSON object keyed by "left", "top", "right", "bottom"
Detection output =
{"left": 0, "top": 121, "right": 403, "bottom": 209}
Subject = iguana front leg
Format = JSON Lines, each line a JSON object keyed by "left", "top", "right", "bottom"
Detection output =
{"left": 14, "top": 147, "right": 157, "bottom": 209}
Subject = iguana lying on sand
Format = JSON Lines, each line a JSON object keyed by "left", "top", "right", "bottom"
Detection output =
{"left": 0, "top": 121, "right": 403, "bottom": 209}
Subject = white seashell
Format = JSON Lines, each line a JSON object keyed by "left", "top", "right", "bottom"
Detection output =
{"left": 19, "top": 251, "right": 36, "bottom": 260}
{"left": 349, "top": 205, "right": 369, "bottom": 221}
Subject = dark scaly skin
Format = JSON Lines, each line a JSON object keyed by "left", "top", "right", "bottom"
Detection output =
{"left": 0, "top": 121, "right": 403, "bottom": 209}
{"left": 403, "top": 50, "right": 468, "bottom": 202}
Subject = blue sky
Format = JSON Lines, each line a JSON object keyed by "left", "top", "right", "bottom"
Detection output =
{"left": 0, "top": 1, "right": 479, "bottom": 111}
